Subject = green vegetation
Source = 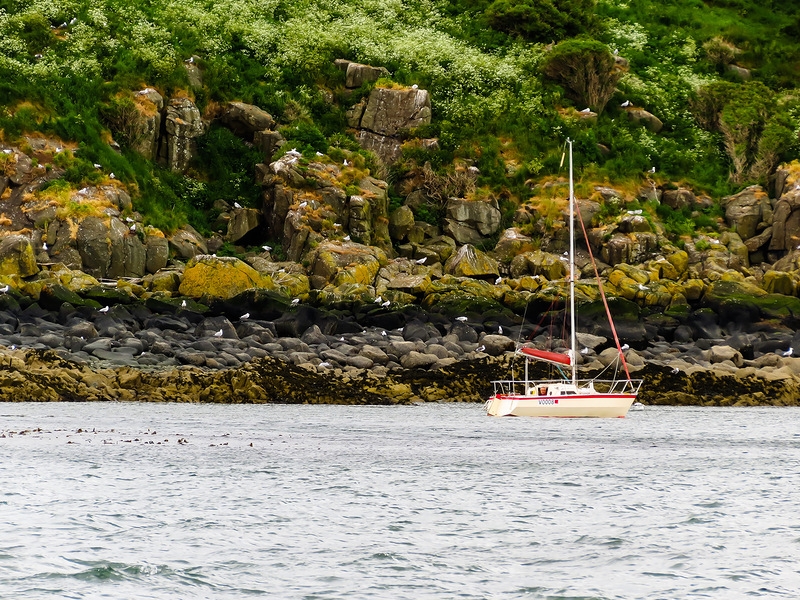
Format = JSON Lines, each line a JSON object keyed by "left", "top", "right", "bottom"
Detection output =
{"left": 0, "top": 0, "right": 798, "bottom": 239}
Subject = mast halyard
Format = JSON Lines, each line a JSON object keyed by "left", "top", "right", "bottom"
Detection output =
{"left": 568, "top": 139, "right": 577, "bottom": 385}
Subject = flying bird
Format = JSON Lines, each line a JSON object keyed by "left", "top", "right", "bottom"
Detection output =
{"left": 99, "top": 306, "right": 110, "bottom": 313}
{"left": 415, "top": 257, "right": 427, "bottom": 264}
{"left": 783, "top": 347, "right": 794, "bottom": 357}
{"left": 213, "top": 329, "right": 224, "bottom": 337}
{"left": 240, "top": 313, "right": 250, "bottom": 320}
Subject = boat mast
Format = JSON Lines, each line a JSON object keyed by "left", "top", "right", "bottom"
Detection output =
{"left": 568, "top": 139, "right": 577, "bottom": 385}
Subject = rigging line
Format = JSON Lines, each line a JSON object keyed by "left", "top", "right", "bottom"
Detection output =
{"left": 575, "top": 201, "right": 633, "bottom": 381}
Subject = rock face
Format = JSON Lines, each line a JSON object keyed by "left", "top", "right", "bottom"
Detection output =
{"left": 131, "top": 88, "right": 164, "bottom": 161}
{"left": 341, "top": 61, "right": 390, "bottom": 88}
{"left": 0, "top": 235, "right": 38, "bottom": 277}
{"left": 352, "top": 87, "right": 432, "bottom": 164}
{"left": 227, "top": 208, "right": 263, "bottom": 243}
{"left": 769, "top": 186, "right": 800, "bottom": 253}
{"left": 160, "top": 98, "right": 205, "bottom": 172}
{"left": 76, "top": 217, "right": 146, "bottom": 279}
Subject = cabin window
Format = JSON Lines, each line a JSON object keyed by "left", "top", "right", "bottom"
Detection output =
{"left": 538, "top": 386, "right": 547, "bottom": 396}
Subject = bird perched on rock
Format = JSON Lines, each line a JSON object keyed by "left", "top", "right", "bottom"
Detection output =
{"left": 415, "top": 257, "right": 427, "bottom": 264}
{"left": 621, "top": 100, "right": 631, "bottom": 107}
{"left": 783, "top": 347, "right": 794, "bottom": 357}
{"left": 411, "top": 84, "right": 418, "bottom": 89}
{"left": 476, "top": 345, "right": 486, "bottom": 353}
{"left": 99, "top": 306, "right": 110, "bottom": 313}
{"left": 495, "top": 276, "right": 502, "bottom": 285}
{"left": 291, "top": 298, "right": 300, "bottom": 305}
{"left": 234, "top": 202, "right": 242, "bottom": 209}
{"left": 0, "top": 285, "right": 9, "bottom": 293}
{"left": 262, "top": 245, "right": 272, "bottom": 252}
{"left": 374, "top": 296, "right": 382, "bottom": 304}
{"left": 42, "top": 242, "right": 48, "bottom": 251}
{"left": 649, "top": 166, "right": 656, "bottom": 173}
{"left": 498, "top": 326, "right": 503, "bottom": 334}
{"left": 343, "top": 159, "right": 349, "bottom": 166}
{"left": 581, "top": 347, "right": 590, "bottom": 354}
{"left": 455, "top": 316, "right": 468, "bottom": 322}
{"left": 671, "top": 367, "right": 680, "bottom": 374}
{"left": 298, "top": 201, "right": 307, "bottom": 208}
{"left": 343, "top": 235, "right": 351, "bottom": 242}
{"left": 620, "top": 343, "right": 630, "bottom": 351}
{"left": 381, "top": 300, "right": 391, "bottom": 307}
{"left": 181, "top": 300, "right": 187, "bottom": 308}
{"left": 637, "top": 283, "right": 648, "bottom": 291}
{"left": 319, "top": 361, "right": 332, "bottom": 368}
{"left": 580, "top": 107, "right": 591, "bottom": 113}
{"left": 213, "top": 329, "right": 224, "bottom": 337}
{"left": 130, "top": 224, "right": 136, "bottom": 232}
{"left": 241, "top": 313, "right": 250, "bottom": 320}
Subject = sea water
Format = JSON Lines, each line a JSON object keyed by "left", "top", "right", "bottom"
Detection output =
{"left": 1, "top": 402, "right": 799, "bottom": 599}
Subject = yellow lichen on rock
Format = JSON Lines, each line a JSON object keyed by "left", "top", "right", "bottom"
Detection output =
{"left": 179, "top": 255, "right": 274, "bottom": 299}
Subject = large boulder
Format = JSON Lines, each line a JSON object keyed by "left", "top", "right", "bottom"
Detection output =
{"left": 160, "top": 97, "right": 205, "bottom": 172}
{"left": 343, "top": 61, "right": 390, "bottom": 88}
{"left": 168, "top": 225, "right": 208, "bottom": 260}
{"left": 308, "top": 241, "right": 388, "bottom": 290}
{"left": 510, "top": 250, "right": 566, "bottom": 280}
{"left": 221, "top": 102, "right": 275, "bottom": 141}
{"left": 444, "top": 244, "right": 499, "bottom": 279}
{"left": 443, "top": 199, "right": 501, "bottom": 245}
{"left": 179, "top": 255, "right": 273, "bottom": 299}
{"left": 145, "top": 233, "right": 169, "bottom": 273}
{"left": 0, "top": 234, "right": 38, "bottom": 277}
{"left": 723, "top": 185, "right": 771, "bottom": 242}
{"left": 227, "top": 208, "right": 263, "bottom": 243}
{"left": 626, "top": 108, "right": 663, "bottom": 132}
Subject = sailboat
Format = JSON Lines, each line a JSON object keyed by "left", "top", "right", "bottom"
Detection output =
{"left": 485, "top": 140, "right": 643, "bottom": 417}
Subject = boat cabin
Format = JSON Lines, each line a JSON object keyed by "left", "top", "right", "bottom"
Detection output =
{"left": 526, "top": 382, "right": 596, "bottom": 397}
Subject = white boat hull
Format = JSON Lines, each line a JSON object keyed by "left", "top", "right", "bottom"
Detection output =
{"left": 485, "top": 393, "right": 636, "bottom": 418}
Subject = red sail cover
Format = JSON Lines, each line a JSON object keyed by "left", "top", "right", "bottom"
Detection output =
{"left": 519, "top": 347, "right": 572, "bottom": 366}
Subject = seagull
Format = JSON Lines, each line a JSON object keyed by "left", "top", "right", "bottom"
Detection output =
{"left": 234, "top": 202, "right": 242, "bottom": 209}
{"left": 637, "top": 283, "right": 648, "bottom": 291}
{"left": 262, "top": 245, "right": 272, "bottom": 251}
{"left": 181, "top": 300, "right": 187, "bottom": 308}
{"left": 381, "top": 330, "right": 387, "bottom": 337}
{"left": 495, "top": 276, "right": 502, "bottom": 285}
{"left": 241, "top": 313, "right": 250, "bottom": 320}
{"left": 130, "top": 224, "right": 136, "bottom": 232}
{"left": 581, "top": 347, "right": 590, "bottom": 354}
{"left": 125, "top": 216, "right": 133, "bottom": 223}
{"left": 99, "top": 306, "right": 110, "bottom": 313}
{"left": 381, "top": 300, "right": 390, "bottom": 307}
{"left": 343, "top": 235, "right": 351, "bottom": 242}
{"left": 415, "top": 257, "right": 427, "bottom": 264}
{"left": 783, "top": 347, "right": 793, "bottom": 357}
{"left": 93, "top": 163, "right": 101, "bottom": 168}
{"left": 109, "top": 173, "right": 115, "bottom": 179}
{"left": 291, "top": 298, "right": 300, "bottom": 305}
{"left": 10, "top": 345, "right": 15, "bottom": 350}
{"left": 476, "top": 345, "right": 486, "bottom": 353}
{"left": 339, "top": 337, "right": 345, "bottom": 342}
{"left": 411, "top": 84, "right": 418, "bottom": 89}
{"left": 455, "top": 316, "right": 468, "bottom": 322}
{"left": 649, "top": 167, "right": 656, "bottom": 173}
{"left": 621, "top": 100, "right": 630, "bottom": 107}
{"left": 498, "top": 326, "right": 503, "bottom": 334}
{"left": 343, "top": 159, "right": 349, "bottom": 166}
{"left": 42, "top": 242, "right": 48, "bottom": 251}
{"left": 213, "top": 329, "right": 223, "bottom": 337}
{"left": 671, "top": 367, "right": 680, "bottom": 374}
{"left": 185, "top": 56, "right": 194, "bottom": 63}
{"left": 620, "top": 343, "right": 630, "bottom": 351}
{"left": 34, "top": 53, "right": 43, "bottom": 59}
{"left": 319, "top": 361, "right": 332, "bottom": 368}
{"left": 69, "top": 17, "right": 77, "bottom": 25}
{"left": 299, "top": 201, "right": 307, "bottom": 208}
{"left": 0, "top": 285, "right": 8, "bottom": 293}
{"left": 333, "top": 223, "right": 341, "bottom": 228}
{"left": 316, "top": 152, "right": 323, "bottom": 156}
{"left": 580, "top": 107, "right": 591, "bottom": 113}
{"left": 375, "top": 296, "right": 383, "bottom": 304}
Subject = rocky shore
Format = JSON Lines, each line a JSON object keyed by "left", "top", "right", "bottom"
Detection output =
{"left": 2, "top": 278, "right": 800, "bottom": 406}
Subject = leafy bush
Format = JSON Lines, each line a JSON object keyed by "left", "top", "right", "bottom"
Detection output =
{"left": 485, "top": 0, "right": 596, "bottom": 43}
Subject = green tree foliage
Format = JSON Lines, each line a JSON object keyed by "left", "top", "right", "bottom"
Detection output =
{"left": 485, "top": 0, "right": 595, "bottom": 43}
{"left": 541, "top": 38, "right": 621, "bottom": 114}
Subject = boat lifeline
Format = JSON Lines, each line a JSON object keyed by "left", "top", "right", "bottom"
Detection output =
{"left": 485, "top": 140, "right": 643, "bottom": 417}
